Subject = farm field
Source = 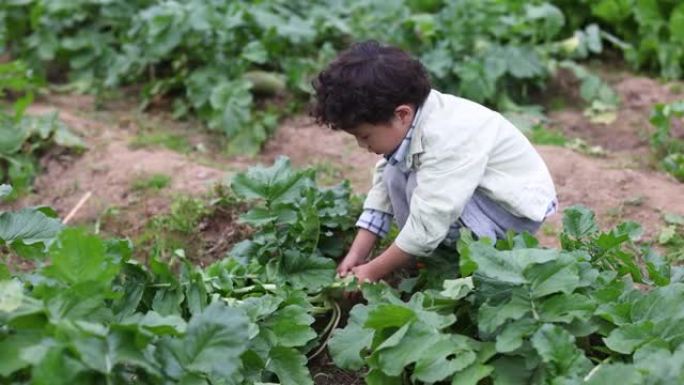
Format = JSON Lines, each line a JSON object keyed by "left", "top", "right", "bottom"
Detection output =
{"left": 2, "top": 1, "right": 684, "bottom": 385}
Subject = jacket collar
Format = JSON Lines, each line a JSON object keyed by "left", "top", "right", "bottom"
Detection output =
{"left": 405, "top": 89, "right": 438, "bottom": 169}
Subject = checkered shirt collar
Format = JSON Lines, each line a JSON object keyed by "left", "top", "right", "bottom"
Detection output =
{"left": 384, "top": 106, "right": 422, "bottom": 166}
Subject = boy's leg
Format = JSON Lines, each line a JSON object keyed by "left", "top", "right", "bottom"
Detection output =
{"left": 383, "top": 165, "right": 412, "bottom": 228}
{"left": 384, "top": 166, "right": 542, "bottom": 242}
{"left": 458, "top": 192, "right": 543, "bottom": 240}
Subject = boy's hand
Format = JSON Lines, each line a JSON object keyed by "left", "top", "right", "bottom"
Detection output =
{"left": 337, "top": 253, "right": 366, "bottom": 277}
{"left": 350, "top": 262, "right": 383, "bottom": 282}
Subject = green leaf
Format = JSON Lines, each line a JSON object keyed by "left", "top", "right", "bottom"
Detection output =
{"left": 0, "top": 184, "right": 12, "bottom": 200}
{"left": 411, "top": 335, "right": 477, "bottom": 383}
{"left": 441, "top": 277, "right": 474, "bottom": 300}
{"left": 531, "top": 324, "right": 592, "bottom": 376}
{"left": 505, "top": 46, "right": 545, "bottom": 79}
{"left": 0, "top": 332, "right": 41, "bottom": 376}
{"left": 664, "top": 212, "right": 684, "bottom": 226}
{"left": 266, "top": 346, "right": 313, "bottom": 385}
{"left": 366, "top": 368, "right": 402, "bottom": 385}
{"left": 263, "top": 304, "right": 316, "bottom": 347}
{"left": 478, "top": 288, "right": 531, "bottom": 334}
{"left": 470, "top": 244, "right": 558, "bottom": 285}
{"left": 329, "top": 305, "right": 374, "bottom": 371}
{"left": 364, "top": 304, "right": 416, "bottom": 330}
{"left": 72, "top": 331, "right": 158, "bottom": 376}
{"left": 373, "top": 323, "right": 475, "bottom": 381}
{"left": 491, "top": 356, "right": 532, "bottom": 385}
{"left": 0, "top": 263, "right": 9, "bottom": 280}
{"left": 562, "top": 205, "right": 599, "bottom": 238}
{"left": 669, "top": 3, "right": 684, "bottom": 43}
{"left": 277, "top": 250, "right": 335, "bottom": 290}
{"left": 30, "top": 346, "right": 88, "bottom": 385}
{"left": 584, "top": 363, "right": 642, "bottom": 385}
{"left": 525, "top": 255, "right": 580, "bottom": 298}
{"left": 0, "top": 279, "right": 23, "bottom": 313}
{"left": 45, "top": 228, "right": 119, "bottom": 286}
{"left": 451, "top": 363, "right": 494, "bottom": 385}
{"left": 118, "top": 311, "right": 187, "bottom": 336}
{"left": 496, "top": 318, "right": 538, "bottom": 353}
{"left": 231, "top": 157, "right": 312, "bottom": 203}
{"left": 604, "top": 321, "right": 656, "bottom": 354}
{"left": 0, "top": 208, "right": 63, "bottom": 249}
{"left": 242, "top": 41, "right": 268, "bottom": 64}
{"left": 538, "top": 293, "right": 596, "bottom": 323}
{"left": 159, "top": 302, "right": 250, "bottom": 379}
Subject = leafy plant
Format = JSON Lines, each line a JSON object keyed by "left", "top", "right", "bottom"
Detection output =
{"left": 649, "top": 100, "right": 684, "bottom": 181}
{"left": 330, "top": 205, "right": 683, "bottom": 384}
{"left": 0, "top": 61, "right": 85, "bottom": 198}
{"left": 1, "top": 0, "right": 618, "bottom": 154}
{"left": 230, "top": 156, "right": 359, "bottom": 291}
{"left": 553, "top": 0, "right": 684, "bottom": 79}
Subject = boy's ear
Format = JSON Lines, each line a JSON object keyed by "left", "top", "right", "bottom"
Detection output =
{"left": 394, "top": 104, "right": 414, "bottom": 124}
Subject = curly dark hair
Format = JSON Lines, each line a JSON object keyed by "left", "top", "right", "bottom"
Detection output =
{"left": 311, "top": 40, "right": 431, "bottom": 130}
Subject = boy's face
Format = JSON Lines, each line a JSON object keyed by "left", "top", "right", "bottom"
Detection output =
{"left": 347, "top": 105, "right": 415, "bottom": 156}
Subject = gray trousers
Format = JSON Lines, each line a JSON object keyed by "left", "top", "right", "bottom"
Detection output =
{"left": 384, "top": 164, "right": 542, "bottom": 242}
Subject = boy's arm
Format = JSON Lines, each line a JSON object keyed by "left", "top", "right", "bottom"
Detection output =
{"left": 351, "top": 243, "right": 413, "bottom": 282}
{"left": 338, "top": 228, "right": 378, "bottom": 276}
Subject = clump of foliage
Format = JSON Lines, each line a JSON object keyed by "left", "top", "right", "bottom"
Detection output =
{"left": 554, "top": 0, "right": 684, "bottom": 79}
{"left": 4, "top": 161, "right": 684, "bottom": 385}
{"left": 0, "top": 61, "right": 85, "bottom": 199}
{"left": 1, "top": 0, "right": 617, "bottom": 154}
{"left": 649, "top": 100, "right": 684, "bottom": 181}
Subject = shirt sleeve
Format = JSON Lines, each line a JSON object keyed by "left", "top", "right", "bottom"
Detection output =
{"left": 356, "top": 209, "right": 393, "bottom": 238}
{"left": 394, "top": 118, "right": 496, "bottom": 257}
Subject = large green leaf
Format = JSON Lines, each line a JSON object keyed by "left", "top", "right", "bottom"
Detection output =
{"left": 478, "top": 288, "right": 531, "bottom": 334}
{"left": 159, "top": 302, "right": 250, "bottom": 379}
{"left": 531, "top": 324, "right": 592, "bottom": 377}
{"left": 266, "top": 346, "right": 313, "bottom": 385}
{"left": 45, "top": 227, "right": 119, "bottom": 286}
{"left": 0, "top": 207, "right": 62, "bottom": 248}
{"left": 71, "top": 330, "right": 159, "bottom": 376}
{"left": 562, "top": 205, "right": 598, "bottom": 239}
{"left": 525, "top": 254, "right": 580, "bottom": 298}
{"left": 0, "top": 184, "right": 12, "bottom": 200}
{"left": 470, "top": 244, "right": 558, "bottom": 285}
{"left": 262, "top": 304, "right": 316, "bottom": 347}
{"left": 329, "top": 305, "right": 374, "bottom": 371}
{"left": 604, "top": 284, "right": 684, "bottom": 354}
{"left": 505, "top": 46, "right": 545, "bottom": 79}
{"left": 231, "top": 157, "right": 312, "bottom": 203}
{"left": 372, "top": 323, "right": 476, "bottom": 382}
{"left": 0, "top": 279, "right": 23, "bottom": 313}
{"left": 0, "top": 332, "right": 42, "bottom": 376}
{"left": 583, "top": 363, "right": 642, "bottom": 385}
{"left": 276, "top": 250, "right": 336, "bottom": 290}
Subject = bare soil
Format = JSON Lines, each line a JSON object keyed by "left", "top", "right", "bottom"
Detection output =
{"left": 6, "top": 72, "right": 683, "bottom": 250}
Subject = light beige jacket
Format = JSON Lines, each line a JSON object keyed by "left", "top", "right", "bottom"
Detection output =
{"left": 363, "top": 89, "right": 557, "bottom": 256}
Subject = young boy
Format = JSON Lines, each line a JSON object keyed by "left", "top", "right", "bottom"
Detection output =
{"left": 311, "top": 41, "right": 557, "bottom": 282}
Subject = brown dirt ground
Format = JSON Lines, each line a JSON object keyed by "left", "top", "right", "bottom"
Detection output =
{"left": 3, "top": 72, "right": 682, "bottom": 249}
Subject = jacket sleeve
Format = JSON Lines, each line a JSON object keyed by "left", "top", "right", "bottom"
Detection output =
{"left": 362, "top": 158, "right": 394, "bottom": 215}
{"left": 394, "top": 120, "right": 495, "bottom": 257}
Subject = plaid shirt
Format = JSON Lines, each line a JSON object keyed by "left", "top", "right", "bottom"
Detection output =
{"left": 355, "top": 111, "right": 418, "bottom": 237}
{"left": 356, "top": 108, "right": 558, "bottom": 239}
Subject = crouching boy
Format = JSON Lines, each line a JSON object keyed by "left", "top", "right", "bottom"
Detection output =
{"left": 311, "top": 41, "right": 557, "bottom": 282}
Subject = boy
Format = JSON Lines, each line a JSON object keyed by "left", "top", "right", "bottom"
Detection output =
{"left": 311, "top": 41, "right": 557, "bottom": 282}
